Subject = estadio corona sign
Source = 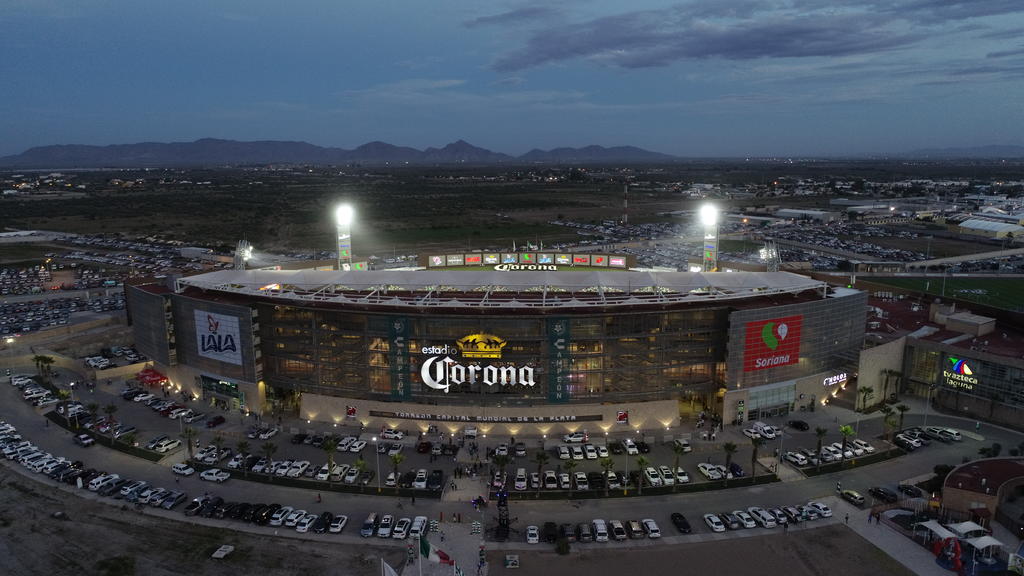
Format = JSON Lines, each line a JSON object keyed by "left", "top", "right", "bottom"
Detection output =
{"left": 194, "top": 310, "right": 242, "bottom": 365}
{"left": 420, "top": 333, "right": 536, "bottom": 393}
{"left": 742, "top": 315, "right": 803, "bottom": 372}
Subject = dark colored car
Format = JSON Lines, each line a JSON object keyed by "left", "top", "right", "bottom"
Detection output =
{"left": 416, "top": 441, "right": 432, "bottom": 454}
{"left": 869, "top": 487, "right": 899, "bottom": 503}
{"left": 587, "top": 471, "right": 605, "bottom": 491}
{"left": 609, "top": 442, "right": 623, "bottom": 455}
{"left": 542, "top": 522, "right": 558, "bottom": 544}
{"left": 729, "top": 462, "right": 744, "bottom": 478}
{"left": 206, "top": 415, "right": 226, "bottom": 428}
{"left": 214, "top": 501, "right": 235, "bottom": 519}
{"left": 898, "top": 484, "right": 923, "bottom": 498}
{"left": 636, "top": 441, "right": 651, "bottom": 454}
{"left": 313, "top": 511, "right": 334, "bottom": 534}
{"left": 670, "top": 512, "right": 692, "bottom": 533}
{"left": 201, "top": 497, "right": 225, "bottom": 518}
{"left": 719, "top": 513, "right": 742, "bottom": 530}
{"left": 894, "top": 436, "right": 916, "bottom": 451}
{"left": 399, "top": 471, "right": 416, "bottom": 488}
{"left": 231, "top": 503, "right": 251, "bottom": 520}
{"left": 559, "top": 523, "right": 577, "bottom": 543}
{"left": 427, "top": 470, "right": 444, "bottom": 491}
{"left": 787, "top": 419, "right": 810, "bottom": 431}
{"left": 291, "top": 433, "right": 308, "bottom": 444}
{"left": 257, "top": 503, "right": 280, "bottom": 525}
{"left": 184, "top": 498, "right": 206, "bottom": 517}
{"left": 245, "top": 504, "right": 267, "bottom": 523}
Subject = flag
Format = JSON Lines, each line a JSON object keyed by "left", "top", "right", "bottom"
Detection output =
{"left": 382, "top": 559, "right": 400, "bottom": 576}
{"left": 420, "top": 536, "right": 453, "bottom": 564}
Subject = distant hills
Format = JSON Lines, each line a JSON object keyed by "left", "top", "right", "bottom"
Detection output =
{"left": 0, "top": 138, "right": 674, "bottom": 168}
{"left": 898, "top": 145, "right": 1024, "bottom": 159}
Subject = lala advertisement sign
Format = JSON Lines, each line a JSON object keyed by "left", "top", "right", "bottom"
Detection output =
{"left": 194, "top": 310, "right": 243, "bottom": 365}
{"left": 742, "top": 315, "right": 802, "bottom": 372}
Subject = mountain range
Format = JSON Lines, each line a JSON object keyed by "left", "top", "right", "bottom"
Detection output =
{"left": 0, "top": 138, "right": 676, "bottom": 168}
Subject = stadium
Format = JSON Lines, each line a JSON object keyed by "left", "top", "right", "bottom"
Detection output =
{"left": 126, "top": 256, "right": 867, "bottom": 436}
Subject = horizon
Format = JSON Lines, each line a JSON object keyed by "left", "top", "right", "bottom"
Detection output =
{"left": 3, "top": 1, "right": 1024, "bottom": 157}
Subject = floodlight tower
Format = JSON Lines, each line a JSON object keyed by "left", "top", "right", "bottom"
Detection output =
{"left": 233, "top": 239, "right": 253, "bottom": 271}
{"left": 335, "top": 204, "right": 354, "bottom": 271}
{"left": 699, "top": 204, "right": 719, "bottom": 272}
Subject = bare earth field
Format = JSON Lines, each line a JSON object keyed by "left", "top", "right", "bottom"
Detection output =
{"left": 0, "top": 466, "right": 404, "bottom": 576}
{"left": 490, "top": 524, "right": 917, "bottom": 576}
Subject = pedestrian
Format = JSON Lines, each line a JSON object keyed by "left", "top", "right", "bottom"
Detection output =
{"left": 784, "top": 522, "right": 789, "bottom": 533}
{"left": 44, "top": 418, "right": 49, "bottom": 428}
{"left": 316, "top": 492, "right": 322, "bottom": 503}
{"left": 845, "top": 513, "right": 849, "bottom": 524}
{"left": 411, "top": 494, "right": 416, "bottom": 505}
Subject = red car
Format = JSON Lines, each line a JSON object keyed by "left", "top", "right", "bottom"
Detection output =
{"left": 416, "top": 441, "right": 432, "bottom": 454}
{"left": 206, "top": 415, "right": 226, "bottom": 428}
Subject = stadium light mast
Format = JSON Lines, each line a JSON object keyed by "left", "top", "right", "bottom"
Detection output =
{"left": 335, "top": 204, "right": 354, "bottom": 271}
{"left": 700, "top": 203, "right": 719, "bottom": 272}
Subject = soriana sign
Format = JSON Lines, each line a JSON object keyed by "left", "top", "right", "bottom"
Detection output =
{"left": 743, "top": 315, "right": 803, "bottom": 372}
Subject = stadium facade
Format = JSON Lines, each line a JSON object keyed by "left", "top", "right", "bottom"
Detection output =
{"left": 126, "top": 269, "right": 866, "bottom": 435}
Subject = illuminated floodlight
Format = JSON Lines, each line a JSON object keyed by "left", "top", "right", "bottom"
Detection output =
{"left": 699, "top": 204, "right": 719, "bottom": 226}
{"left": 335, "top": 204, "right": 354, "bottom": 226}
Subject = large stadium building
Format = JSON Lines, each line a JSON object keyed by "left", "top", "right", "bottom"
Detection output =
{"left": 126, "top": 268, "right": 866, "bottom": 435}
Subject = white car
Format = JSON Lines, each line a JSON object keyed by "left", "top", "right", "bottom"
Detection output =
{"left": 494, "top": 443, "right": 509, "bottom": 457}
{"left": 409, "top": 516, "right": 427, "bottom": 538}
{"left": 571, "top": 445, "right": 585, "bottom": 460}
{"left": 295, "top": 514, "right": 317, "bottom": 533}
{"left": 387, "top": 443, "right": 403, "bottom": 456}
{"left": 543, "top": 471, "right": 558, "bottom": 489}
{"left": 258, "top": 427, "right": 279, "bottom": 440}
{"left": 526, "top": 525, "right": 539, "bottom": 544}
{"left": 199, "top": 468, "right": 230, "bottom": 483}
{"left": 413, "top": 469, "right": 428, "bottom": 489}
{"left": 385, "top": 472, "right": 397, "bottom": 487}
{"left": 329, "top": 514, "right": 348, "bottom": 533}
{"left": 381, "top": 429, "right": 404, "bottom": 440}
{"left": 285, "top": 509, "right": 307, "bottom": 527}
{"left": 171, "top": 463, "right": 195, "bottom": 476}
{"left": 674, "top": 467, "right": 690, "bottom": 484}
{"left": 830, "top": 443, "right": 855, "bottom": 459}
{"left": 349, "top": 440, "right": 367, "bottom": 453}
{"left": 658, "top": 465, "right": 675, "bottom": 486}
{"left": 757, "top": 426, "right": 777, "bottom": 439}
{"left": 574, "top": 471, "right": 589, "bottom": 490}
{"left": 562, "top": 432, "right": 586, "bottom": 443}
{"left": 558, "top": 473, "right": 571, "bottom": 490}
{"left": 597, "top": 445, "right": 609, "bottom": 458}
{"left": 287, "top": 460, "right": 310, "bottom": 477}
{"left": 808, "top": 501, "right": 833, "bottom": 518}
{"left": 336, "top": 436, "right": 356, "bottom": 451}
{"left": 153, "top": 439, "right": 181, "bottom": 453}
{"left": 557, "top": 445, "right": 570, "bottom": 460}
{"left": 392, "top": 517, "right": 411, "bottom": 539}
{"left": 641, "top": 519, "right": 661, "bottom": 539}
{"left": 377, "top": 515, "right": 394, "bottom": 538}
{"left": 227, "top": 454, "right": 246, "bottom": 469}
{"left": 743, "top": 428, "right": 762, "bottom": 440}
{"left": 697, "top": 462, "right": 722, "bottom": 480}
{"left": 583, "top": 444, "right": 598, "bottom": 459}
{"left": 704, "top": 513, "right": 726, "bottom": 533}
{"left": 733, "top": 510, "right": 756, "bottom": 528}
{"left": 748, "top": 506, "right": 776, "bottom": 528}
{"left": 852, "top": 439, "right": 875, "bottom": 454}
{"left": 343, "top": 467, "right": 360, "bottom": 484}
{"left": 673, "top": 439, "right": 692, "bottom": 453}
{"left": 623, "top": 439, "right": 639, "bottom": 455}
{"left": 643, "top": 467, "right": 663, "bottom": 487}
{"left": 514, "top": 469, "right": 528, "bottom": 491}
{"left": 270, "top": 506, "right": 294, "bottom": 526}
{"left": 784, "top": 451, "right": 808, "bottom": 466}
{"left": 133, "top": 393, "right": 155, "bottom": 403}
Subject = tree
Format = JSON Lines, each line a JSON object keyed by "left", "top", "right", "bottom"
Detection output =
{"left": 751, "top": 437, "right": 764, "bottom": 483}
{"left": 183, "top": 426, "right": 198, "bottom": 460}
{"left": 879, "top": 405, "right": 895, "bottom": 441}
{"left": 839, "top": 425, "right": 856, "bottom": 466}
{"left": 212, "top": 434, "right": 225, "bottom": 461}
{"left": 86, "top": 402, "right": 99, "bottom": 426}
{"left": 32, "top": 354, "right": 55, "bottom": 382}
{"left": 493, "top": 454, "right": 510, "bottom": 482}
{"left": 670, "top": 443, "right": 687, "bottom": 493}
{"left": 635, "top": 455, "right": 649, "bottom": 495}
{"left": 814, "top": 427, "right": 828, "bottom": 472}
{"left": 390, "top": 453, "right": 405, "bottom": 495}
{"left": 103, "top": 404, "right": 118, "bottom": 446}
{"left": 56, "top": 389, "right": 72, "bottom": 427}
{"left": 261, "top": 441, "right": 278, "bottom": 481}
{"left": 895, "top": 404, "right": 910, "bottom": 432}
{"left": 858, "top": 387, "right": 875, "bottom": 412}
{"left": 322, "top": 436, "right": 338, "bottom": 485}
{"left": 119, "top": 431, "right": 137, "bottom": 448}
{"left": 353, "top": 458, "right": 369, "bottom": 492}
{"left": 533, "top": 452, "right": 550, "bottom": 497}
{"left": 722, "top": 442, "right": 738, "bottom": 485}
{"left": 236, "top": 440, "right": 250, "bottom": 478}
{"left": 563, "top": 459, "right": 578, "bottom": 483}
{"left": 599, "top": 457, "right": 615, "bottom": 497}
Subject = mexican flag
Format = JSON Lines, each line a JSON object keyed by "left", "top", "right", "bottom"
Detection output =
{"left": 420, "top": 536, "right": 453, "bottom": 565}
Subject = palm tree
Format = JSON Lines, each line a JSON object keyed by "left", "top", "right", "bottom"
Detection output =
{"left": 814, "top": 427, "right": 828, "bottom": 472}
{"left": 896, "top": 404, "right": 910, "bottom": 431}
{"left": 858, "top": 387, "right": 875, "bottom": 412}
{"left": 322, "top": 436, "right": 338, "bottom": 485}
{"left": 670, "top": 442, "right": 686, "bottom": 493}
{"left": 563, "top": 459, "right": 578, "bottom": 492}
{"left": 390, "top": 453, "right": 405, "bottom": 495}
{"left": 261, "top": 441, "right": 278, "bottom": 481}
{"left": 492, "top": 454, "right": 510, "bottom": 482}
{"left": 32, "top": 354, "right": 54, "bottom": 382}
{"left": 839, "top": 425, "right": 855, "bottom": 466}
{"left": 120, "top": 431, "right": 137, "bottom": 448}
{"left": 879, "top": 405, "right": 895, "bottom": 441}
{"left": 599, "top": 457, "right": 615, "bottom": 496}
{"left": 751, "top": 437, "right": 764, "bottom": 483}
{"left": 635, "top": 455, "right": 649, "bottom": 495}
{"left": 353, "top": 458, "right": 369, "bottom": 492}
{"left": 86, "top": 402, "right": 99, "bottom": 427}
{"left": 236, "top": 440, "right": 250, "bottom": 478}
{"left": 182, "top": 426, "right": 198, "bottom": 460}
{"left": 533, "top": 452, "right": 549, "bottom": 497}
{"left": 56, "top": 389, "right": 71, "bottom": 426}
{"left": 722, "top": 442, "right": 738, "bottom": 485}
{"left": 212, "top": 434, "right": 225, "bottom": 461}
{"left": 103, "top": 404, "right": 118, "bottom": 445}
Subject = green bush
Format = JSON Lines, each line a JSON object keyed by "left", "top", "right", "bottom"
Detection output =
{"left": 555, "top": 537, "right": 570, "bottom": 555}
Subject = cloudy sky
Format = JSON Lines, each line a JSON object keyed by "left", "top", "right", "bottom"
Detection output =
{"left": 3, "top": 0, "right": 1023, "bottom": 156}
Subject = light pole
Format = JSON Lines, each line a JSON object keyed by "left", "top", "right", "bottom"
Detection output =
{"left": 699, "top": 204, "right": 719, "bottom": 272}
{"left": 373, "top": 435, "right": 381, "bottom": 493}
{"left": 335, "top": 204, "right": 354, "bottom": 271}
{"left": 923, "top": 385, "right": 934, "bottom": 428}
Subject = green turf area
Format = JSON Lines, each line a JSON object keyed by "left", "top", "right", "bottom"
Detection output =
{"left": 0, "top": 243, "right": 54, "bottom": 264}
{"left": 428, "top": 265, "right": 628, "bottom": 272}
{"left": 864, "top": 276, "right": 1024, "bottom": 311}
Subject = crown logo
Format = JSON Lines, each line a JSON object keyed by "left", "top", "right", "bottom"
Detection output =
{"left": 456, "top": 333, "right": 507, "bottom": 359}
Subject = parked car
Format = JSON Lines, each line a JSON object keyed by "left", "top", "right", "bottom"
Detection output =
{"left": 704, "top": 513, "right": 726, "bottom": 533}
{"left": 199, "top": 468, "right": 230, "bottom": 483}
{"left": 670, "top": 512, "right": 692, "bottom": 533}
{"left": 787, "top": 419, "right": 809, "bottom": 431}
{"left": 172, "top": 463, "right": 195, "bottom": 476}
{"left": 868, "top": 487, "right": 897, "bottom": 503}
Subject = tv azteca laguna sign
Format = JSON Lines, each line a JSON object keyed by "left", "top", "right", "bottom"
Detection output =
{"left": 742, "top": 315, "right": 803, "bottom": 372}
{"left": 194, "top": 310, "right": 243, "bottom": 365}
{"left": 420, "top": 333, "right": 536, "bottom": 393}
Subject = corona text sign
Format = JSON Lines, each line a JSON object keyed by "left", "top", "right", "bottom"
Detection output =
{"left": 420, "top": 333, "right": 536, "bottom": 393}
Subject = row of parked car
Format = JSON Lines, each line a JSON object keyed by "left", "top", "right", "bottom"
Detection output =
{"left": 11, "top": 374, "right": 60, "bottom": 409}
{"left": 121, "top": 387, "right": 213, "bottom": 427}
{"left": 782, "top": 438, "right": 878, "bottom": 467}
{"left": 703, "top": 501, "right": 834, "bottom": 533}
{"left": 527, "top": 518, "right": 662, "bottom": 544}
{"left": 895, "top": 426, "right": 962, "bottom": 451}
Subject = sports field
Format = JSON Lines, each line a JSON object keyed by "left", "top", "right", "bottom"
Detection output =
{"left": 864, "top": 276, "right": 1024, "bottom": 311}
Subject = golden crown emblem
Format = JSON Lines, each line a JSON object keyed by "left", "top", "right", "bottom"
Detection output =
{"left": 456, "top": 333, "right": 507, "bottom": 359}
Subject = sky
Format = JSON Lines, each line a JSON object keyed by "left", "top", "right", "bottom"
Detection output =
{"left": 2, "top": 0, "right": 1024, "bottom": 157}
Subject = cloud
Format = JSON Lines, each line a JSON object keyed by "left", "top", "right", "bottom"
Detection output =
{"left": 976, "top": 26, "right": 1024, "bottom": 39}
{"left": 463, "top": 6, "right": 559, "bottom": 28}
{"left": 987, "top": 46, "right": 1024, "bottom": 58}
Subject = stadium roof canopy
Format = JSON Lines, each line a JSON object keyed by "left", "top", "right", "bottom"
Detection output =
{"left": 959, "top": 219, "right": 1024, "bottom": 233}
{"left": 176, "top": 269, "right": 827, "bottom": 310}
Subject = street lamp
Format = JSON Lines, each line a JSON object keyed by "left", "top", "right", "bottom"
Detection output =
{"left": 373, "top": 435, "right": 381, "bottom": 493}
{"left": 335, "top": 204, "right": 354, "bottom": 271}
{"left": 699, "top": 204, "right": 719, "bottom": 272}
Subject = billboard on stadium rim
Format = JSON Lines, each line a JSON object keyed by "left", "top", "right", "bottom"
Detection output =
{"left": 421, "top": 252, "right": 633, "bottom": 269}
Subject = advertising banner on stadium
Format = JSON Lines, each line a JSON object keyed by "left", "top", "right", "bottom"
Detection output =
{"left": 547, "top": 318, "right": 571, "bottom": 403}
{"left": 194, "top": 310, "right": 243, "bottom": 365}
{"left": 389, "top": 317, "right": 411, "bottom": 400}
{"left": 742, "top": 315, "right": 802, "bottom": 372}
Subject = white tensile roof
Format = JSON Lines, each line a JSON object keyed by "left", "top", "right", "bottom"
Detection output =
{"left": 176, "top": 269, "right": 827, "bottom": 310}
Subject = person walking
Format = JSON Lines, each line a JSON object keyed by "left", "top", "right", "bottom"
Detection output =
{"left": 844, "top": 513, "right": 849, "bottom": 524}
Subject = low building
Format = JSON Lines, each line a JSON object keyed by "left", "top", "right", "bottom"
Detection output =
{"left": 942, "top": 458, "right": 1024, "bottom": 537}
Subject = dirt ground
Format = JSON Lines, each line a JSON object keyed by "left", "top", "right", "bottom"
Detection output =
{"left": 489, "top": 524, "right": 917, "bottom": 576}
{"left": 0, "top": 466, "right": 405, "bottom": 576}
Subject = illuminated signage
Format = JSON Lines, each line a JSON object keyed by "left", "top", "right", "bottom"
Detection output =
{"left": 742, "top": 315, "right": 803, "bottom": 372}
{"left": 194, "top": 310, "right": 242, "bottom": 365}
{"left": 555, "top": 254, "right": 571, "bottom": 265}
{"left": 369, "top": 410, "right": 601, "bottom": 423}
{"left": 420, "top": 333, "right": 536, "bottom": 393}
{"left": 823, "top": 373, "right": 848, "bottom": 387}
{"left": 494, "top": 264, "right": 557, "bottom": 271}
{"left": 483, "top": 253, "right": 499, "bottom": 265}
{"left": 943, "top": 357, "right": 977, "bottom": 390}
{"left": 609, "top": 257, "right": 626, "bottom": 267}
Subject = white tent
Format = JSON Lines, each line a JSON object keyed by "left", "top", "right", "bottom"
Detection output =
{"left": 948, "top": 521, "right": 988, "bottom": 538}
{"left": 915, "top": 519, "right": 957, "bottom": 540}
{"left": 965, "top": 535, "right": 1003, "bottom": 551}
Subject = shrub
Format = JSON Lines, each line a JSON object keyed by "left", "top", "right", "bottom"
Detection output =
{"left": 555, "top": 537, "right": 570, "bottom": 555}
